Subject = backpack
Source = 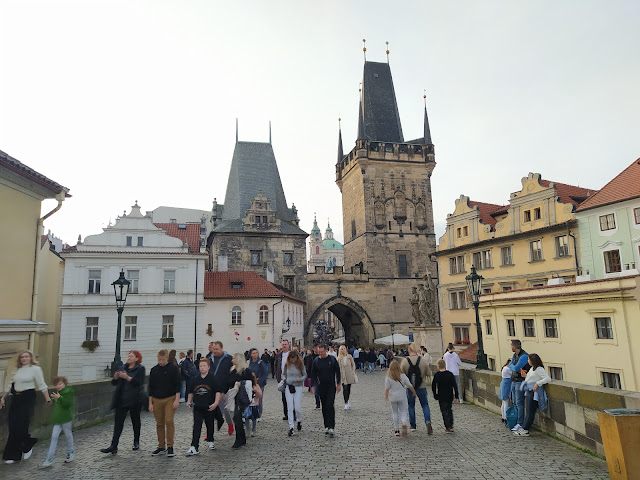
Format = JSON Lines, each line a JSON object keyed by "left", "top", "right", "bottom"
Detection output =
{"left": 407, "top": 357, "right": 423, "bottom": 389}
{"left": 235, "top": 379, "right": 251, "bottom": 411}
{"left": 505, "top": 406, "right": 518, "bottom": 430}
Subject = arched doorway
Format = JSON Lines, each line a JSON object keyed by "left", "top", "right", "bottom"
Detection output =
{"left": 306, "top": 296, "right": 376, "bottom": 347}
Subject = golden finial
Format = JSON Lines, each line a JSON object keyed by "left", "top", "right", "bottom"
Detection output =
{"left": 385, "top": 41, "right": 390, "bottom": 63}
{"left": 362, "top": 38, "right": 367, "bottom": 61}
{"left": 358, "top": 82, "right": 362, "bottom": 93}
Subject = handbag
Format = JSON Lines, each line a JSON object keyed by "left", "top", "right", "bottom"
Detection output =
{"left": 304, "top": 378, "right": 311, "bottom": 388}
{"left": 354, "top": 372, "right": 359, "bottom": 384}
{"left": 277, "top": 380, "right": 286, "bottom": 393}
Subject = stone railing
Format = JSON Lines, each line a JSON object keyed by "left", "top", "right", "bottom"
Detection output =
{"left": 459, "top": 367, "right": 640, "bottom": 456}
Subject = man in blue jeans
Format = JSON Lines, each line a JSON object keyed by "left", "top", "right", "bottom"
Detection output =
{"left": 401, "top": 343, "right": 433, "bottom": 434}
{"left": 508, "top": 339, "right": 529, "bottom": 431}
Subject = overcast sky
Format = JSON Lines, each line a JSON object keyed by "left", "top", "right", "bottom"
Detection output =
{"left": 2, "top": 1, "right": 639, "bottom": 248}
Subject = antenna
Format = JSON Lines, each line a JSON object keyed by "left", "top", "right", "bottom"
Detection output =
{"left": 385, "top": 41, "right": 390, "bottom": 63}
{"left": 362, "top": 38, "right": 367, "bottom": 61}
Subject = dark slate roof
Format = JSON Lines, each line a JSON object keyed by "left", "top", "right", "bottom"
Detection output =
{"left": 222, "top": 141, "right": 293, "bottom": 222}
{"left": 0, "top": 149, "right": 69, "bottom": 196}
{"left": 357, "top": 61, "right": 404, "bottom": 143}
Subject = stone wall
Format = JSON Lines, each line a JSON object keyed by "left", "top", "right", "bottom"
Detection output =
{"left": 459, "top": 367, "right": 640, "bottom": 456}
{"left": 0, "top": 379, "right": 131, "bottom": 450}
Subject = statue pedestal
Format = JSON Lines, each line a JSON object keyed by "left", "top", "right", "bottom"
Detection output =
{"left": 412, "top": 326, "right": 444, "bottom": 360}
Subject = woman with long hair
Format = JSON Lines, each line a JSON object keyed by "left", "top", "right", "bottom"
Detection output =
{"left": 513, "top": 353, "right": 551, "bottom": 437}
{"left": 337, "top": 345, "right": 356, "bottom": 410}
{"left": 385, "top": 359, "right": 416, "bottom": 437}
{"left": 229, "top": 353, "right": 255, "bottom": 449}
{"left": 168, "top": 349, "right": 177, "bottom": 365}
{"left": 284, "top": 350, "right": 306, "bottom": 436}
{"left": 100, "top": 350, "right": 146, "bottom": 455}
{"left": 1, "top": 350, "right": 51, "bottom": 463}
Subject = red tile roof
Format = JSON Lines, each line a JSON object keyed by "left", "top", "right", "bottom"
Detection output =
{"left": 458, "top": 342, "right": 478, "bottom": 364}
{"left": 204, "top": 271, "right": 304, "bottom": 303}
{"left": 0, "top": 149, "right": 70, "bottom": 196}
{"left": 576, "top": 158, "right": 640, "bottom": 212}
{"left": 154, "top": 223, "right": 202, "bottom": 251}
{"left": 468, "top": 201, "right": 506, "bottom": 227}
{"left": 539, "top": 179, "right": 596, "bottom": 208}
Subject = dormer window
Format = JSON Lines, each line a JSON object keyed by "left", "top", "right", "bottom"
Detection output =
{"left": 231, "top": 282, "right": 243, "bottom": 289}
{"left": 178, "top": 224, "right": 186, "bottom": 230}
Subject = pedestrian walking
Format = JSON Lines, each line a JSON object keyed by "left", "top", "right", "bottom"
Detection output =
{"left": 284, "top": 350, "right": 306, "bottom": 436}
{"left": 148, "top": 349, "right": 181, "bottom": 457}
{"left": 180, "top": 349, "right": 198, "bottom": 403}
{"left": 513, "top": 354, "right": 551, "bottom": 437}
{"left": 378, "top": 351, "right": 387, "bottom": 369}
{"left": 248, "top": 348, "right": 268, "bottom": 419}
{"left": 42, "top": 376, "right": 75, "bottom": 467}
{"left": 209, "top": 341, "right": 234, "bottom": 434}
{"left": 400, "top": 343, "right": 433, "bottom": 434}
{"left": 0, "top": 350, "right": 51, "bottom": 464}
{"left": 310, "top": 344, "right": 341, "bottom": 437}
{"left": 228, "top": 353, "right": 255, "bottom": 449}
{"left": 275, "top": 339, "right": 293, "bottom": 420}
{"left": 353, "top": 347, "right": 360, "bottom": 371}
{"left": 186, "top": 358, "right": 221, "bottom": 455}
{"left": 499, "top": 359, "right": 512, "bottom": 422}
{"left": 385, "top": 359, "right": 416, "bottom": 436}
{"left": 367, "top": 348, "right": 377, "bottom": 373}
{"left": 508, "top": 339, "right": 530, "bottom": 432}
{"left": 243, "top": 382, "right": 263, "bottom": 437}
{"left": 337, "top": 345, "right": 356, "bottom": 410}
{"left": 432, "top": 359, "right": 459, "bottom": 433}
{"left": 443, "top": 343, "right": 463, "bottom": 402}
{"left": 100, "top": 350, "right": 146, "bottom": 455}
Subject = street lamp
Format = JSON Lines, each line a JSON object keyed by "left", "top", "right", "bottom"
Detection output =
{"left": 465, "top": 265, "right": 488, "bottom": 370}
{"left": 111, "top": 270, "right": 130, "bottom": 375}
{"left": 390, "top": 322, "right": 396, "bottom": 352}
{"left": 282, "top": 317, "right": 291, "bottom": 334}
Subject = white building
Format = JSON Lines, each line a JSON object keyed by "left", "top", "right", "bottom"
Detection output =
{"left": 308, "top": 217, "right": 344, "bottom": 272}
{"left": 59, "top": 202, "right": 206, "bottom": 382}
{"left": 203, "top": 271, "right": 305, "bottom": 351}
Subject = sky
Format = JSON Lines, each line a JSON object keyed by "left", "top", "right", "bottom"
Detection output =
{"left": 2, "top": 1, "right": 639, "bottom": 248}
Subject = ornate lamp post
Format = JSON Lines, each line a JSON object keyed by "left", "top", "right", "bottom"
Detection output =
{"left": 390, "top": 322, "right": 396, "bottom": 351}
{"left": 465, "top": 265, "right": 488, "bottom": 370}
{"left": 282, "top": 317, "right": 291, "bottom": 335}
{"left": 111, "top": 270, "right": 130, "bottom": 375}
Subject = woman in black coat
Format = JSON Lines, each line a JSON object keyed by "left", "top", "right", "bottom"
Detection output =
{"left": 228, "top": 353, "right": 255, "bottom": 449}
{"left": 100, "top": 350, "right": 146, "bottom": 455}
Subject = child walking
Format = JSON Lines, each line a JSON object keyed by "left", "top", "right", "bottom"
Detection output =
{"left": 42, "top": 376, "right": 75, "bottom": 467}
{"left": 432, "top": 359, "right": 459, "bottom": 433}
{"left": 499, "top": 359, "right": 512, "bottom": 422}
{"left": 384, "top": 360, "right": 417, "bottom": 437}
{"left": 243, "top": 381, "right": 263, "bottom": 437}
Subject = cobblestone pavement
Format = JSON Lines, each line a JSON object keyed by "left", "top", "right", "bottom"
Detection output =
{"left": 1, "top": 371, "right": 608, "bottom": 479}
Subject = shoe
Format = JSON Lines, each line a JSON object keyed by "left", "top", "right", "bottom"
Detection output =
{"left": 445, "top": 428, "right": 452, "bottom": 434}
{"left": 409, "top": 427, "right": 417, "bottom": 433}
{"left": 228, "top": 424, "right": 234, "bottom": 435}
{"left": 514, "top": 428, "right": 529, "bottom": 436}
{"left": 5, "top": 460, "right": 15, "bottom": 464}
{"left": 283, "top": 416, "right": 288, "bottom": 420}
{"left": 511, "top": 423, "right": 521, "bottom": 432}
{"left": 297, "top": 422, "right": 302, "bottom": 431}
{"left": 151, "top": 448, "right": 166, "bottom": 456}
{"left": 257, "top": 417, "right": 261, "bottom": 422}
{"left": 132, "top": 441, "right": 140, "bottom": 451}
{"left": 401, "top": 425, "right": 408, "bottom": 436}
{"left": 23, "top": 449, "right": 33, "bottom": 460}
{"left": 65, "top": 453, "right": 75, "bottom": 463}
{"left": 501, "top": 418, "right": 506, "bottom": 423}
{"left": 100, "top": 446, "right": 117, "bottom": 455}
{"left": 42, "top": 458, "right": 54, "bottom": 467}
{"left": 346, "top": 402, "right": 351, "bottom": 410}
{"left": 216, "top": 418, "right": 224, "bottom": 431}
{"left": 288, "top": 428, "right": 294, "bottom": 437}
{"left": 328, "top": 428, "right": 335, "bottom": 437}
{"left": 179, "top": 398, "right": 185, "bottom": 403}
{"left": 344, "top": 404, "right": 349, "bottom": 410}
{"left": 231, "top": 441, "right": 245, "bottom": 449}
{"left": 394, "top": 430, "right": 400, "bottom": 437}
{"left": 315, "top": 405, "right": 320, "bottom": 409}
{"left": 167, "top": 447, "right": 175, "bottom": 457}
{"left": 185, "top": 446, "right": 199, "bottom": 456}
{"left": 251, "top": 430, "right": 255, "bottom": 437}
{"left": 427, "top": 422, "right": 433, "bottom": 435}
{"left": 208, "top": 441, "right": 215, "bottom": 450}
{"left": 325, "top": 428, "right": 329, "bottom": 435}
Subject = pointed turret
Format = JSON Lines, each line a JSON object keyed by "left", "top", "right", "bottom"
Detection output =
{"left": 423, "top": 96, "right": 433, "bottom": 145}
{"left": 337, "top": 119, "right": 344, "bottom": 164}
{"left": 311, "top": 215, "right": 321, "bottom": 239}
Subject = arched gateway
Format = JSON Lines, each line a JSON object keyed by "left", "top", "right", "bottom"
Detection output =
{"left": 306, "top": 295, "right": 376, "bottom": 347}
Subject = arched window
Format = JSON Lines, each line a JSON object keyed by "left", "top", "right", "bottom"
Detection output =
{"left": 315, "top": 246, "right": 320, "bottom": 254}
{"left": 231, "top": 306, "right": 242, "bottom": 325}
{"left": 259, "top": 305, "right": 269, "bottom": 324}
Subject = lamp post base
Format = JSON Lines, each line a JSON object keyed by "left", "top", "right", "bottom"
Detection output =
{"left": 111, "top": 359, "right": 123, "bottom": 376}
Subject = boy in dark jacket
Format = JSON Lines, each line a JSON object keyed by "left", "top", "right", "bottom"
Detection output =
{"left": 42, "top": 376, "right": 75, "bottom": 467}
{"left": 431, "top": 359, "right": 459, "bottom": 433}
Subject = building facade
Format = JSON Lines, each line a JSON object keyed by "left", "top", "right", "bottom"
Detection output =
{"left": 435, "top": 173, "right": 595, "bottom": 348}
{"left": 308, "top": 217, "right": 344, "bottom": 272}
{"left": 59, "top": 203, "right": 205, "bottom": 383}
{"left": 203, "top": 271, "right": 305, "bottom": 351}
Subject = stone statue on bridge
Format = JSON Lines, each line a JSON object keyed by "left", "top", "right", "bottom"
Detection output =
{"left": 411, "top": 273, "right": 438, "bottom": 327}
{"left": 410, "top": 286, "right": 421, "bottom": 326}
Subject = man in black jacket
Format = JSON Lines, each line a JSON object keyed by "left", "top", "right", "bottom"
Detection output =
{"left": 148, "top": 349, "right": 181, "bottom": 457}
{"left": 209, "top": 341, "right": 234, "bottom": 433}
{"left": 310, "top": 344, "right": 341, "bottom": 437}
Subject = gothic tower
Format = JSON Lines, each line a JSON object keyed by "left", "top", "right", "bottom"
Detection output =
{"left": 336, "top": 60, "right": 437, "bottom": 280}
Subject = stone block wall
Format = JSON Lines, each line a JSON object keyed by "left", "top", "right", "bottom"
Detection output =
{"left": 459, "top": 367, "right": 640, "bottom": 456}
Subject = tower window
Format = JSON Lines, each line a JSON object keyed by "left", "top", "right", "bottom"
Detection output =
{"left": 389, "top": 221, "right": 392, "bottom": 230}
{"left": 315, "top": 246, "right": 320, "bottom": 255}
{"left": 351, "top": 220, "right": 356, "bottom": 239}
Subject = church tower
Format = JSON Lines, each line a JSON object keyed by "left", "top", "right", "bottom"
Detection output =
{"left": 336, "top": 58, "right": 437, "bottom": 279}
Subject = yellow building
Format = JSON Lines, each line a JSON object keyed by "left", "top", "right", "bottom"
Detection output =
{"left": 0, "top": 150, "right": 69, "bottom": 388}
{"left": 435, "top": 173, "right": 596, "bottom": 360}
{"left": 478, "top": 275, "right": 640, "bottom": 390}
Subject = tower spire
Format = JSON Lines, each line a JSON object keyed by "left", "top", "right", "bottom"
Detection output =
{"left": 385, "top": 41, "right": 390, "bottom": 64}
{"left": 269, "top": 120, "right": 272, "bottom": 144}
{"left": 337, "top": 117, "right": 344, "bottom": 164}
{"left": 362, "top": 38, "right": 367, "bottom": 61}
{"left": 235, "top": 118, "right": 238, "bottom": 143}
{"left": 423, "top": 92, "right": 432, "bottom": 145}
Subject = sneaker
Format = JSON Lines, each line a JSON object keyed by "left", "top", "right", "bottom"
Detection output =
{"left": 185, "top": 446, "right": 199, "bottom": 456}
{"left": 297, "top": 422, "right": 302, "bottom": 431}
{"left": 344, "top": 404, "right": 349, "bottom": 410}
{"left": 315, "top": 405, "right": 321, "bottom": 409}
{"left": 151, "top": 448, "right": 167, "bottom": 456}
{"left": 346, "top": 402, "right": 351, "bottom": 410}
{"left": 409, "top": 427, "right": 417, "bottom": 433}
{"left": 427, "top": 422, "right": 433, "bottom": 435}
{"left": 511, "top": 423, "right": 521, "bottom": 432}
{"left": 42, "top": 458, "right": 54, "bottom": 467}
{"left": 228, "top": 424, "right": 234, "bottom": 435}
{"left": 65, "top": 452, "right": 75, "bottom": 463}
{"left": 23, "top": 448, "right": 33, "bottom": 460}
{"left": 324, "top": 428, "right": 329, "bottom": 435}
{"left": 328, "top": 428, "right": 335, "bottom": 437}
{"left": 179, "top": 398, "right": 185, "bottom": 403}
{"left": 257, "top": 417, "right": 261, "bottom": 422}
{"left": 394, "top": 430, "right": 400, "bottom": 437}
{"left": 5, "top": 460, "right": 15, "bottom": 464}
{"left": 288, "top": 428, "right": 294, "bottom": 437}
{"left": 166, "top": 447, "right": 175, "bottom": 457}
{"left": 514, "top": 429, "right": 529, "bottom": 436}
{"left": 401, "top": 425, "right": 408, "bottom": 436}
{"left": 208, "top": 441, "right": 215, "bottom": 450}
{"left": 445, "top": 428, "right": 452, "bottom": 434}
{"left": 282, "top": 416, "right": 288, "bottom": 421}
{"left": 250, "top": 430, "right": 255, "bottom": 437}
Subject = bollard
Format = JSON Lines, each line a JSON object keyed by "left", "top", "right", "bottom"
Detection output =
{"left": 597, "top": 408, "right": 640, "bottom": 480}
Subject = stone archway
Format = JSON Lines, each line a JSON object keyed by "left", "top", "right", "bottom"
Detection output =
{"left": 305, "top": 296, "right": 376, "bottom": 347}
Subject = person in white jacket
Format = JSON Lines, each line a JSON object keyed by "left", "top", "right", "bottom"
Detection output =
{"left": 513, "top": 353, "right": 551, "bottom": 437}
{"left": 443, "top": 344, "right": 463, "bottom": 402}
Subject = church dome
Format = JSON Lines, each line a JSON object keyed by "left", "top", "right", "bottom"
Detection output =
{"left": 323, "top": 239, "right": 343, "bottom": 250}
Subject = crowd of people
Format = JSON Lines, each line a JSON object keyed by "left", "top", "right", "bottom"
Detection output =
{"left": 0, "top": 337, "right": 552, "bottom": 465}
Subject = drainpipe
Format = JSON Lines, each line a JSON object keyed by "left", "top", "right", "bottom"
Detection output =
{"left": 271, "top": 296, "right": 284, "bottom": 349}
{"left": 566, "top": 221, "right": 580, "bottom": 277}
{"left": 30, "top": 189, "right": 68, "bottom": 351}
